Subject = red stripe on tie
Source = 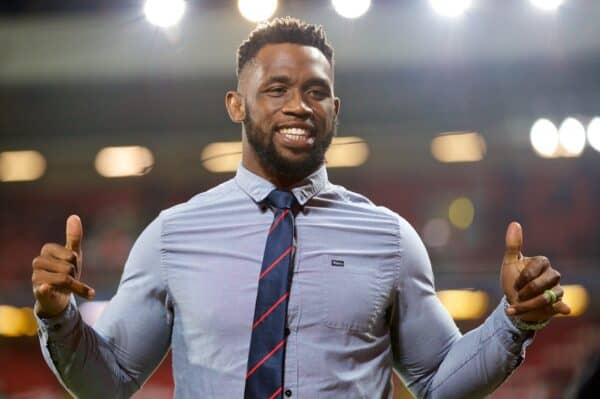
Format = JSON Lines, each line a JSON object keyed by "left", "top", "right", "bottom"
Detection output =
{"left": 253, "top": 292, "right": 289, "bottom": 329}
{"left": 246, "top": 339, "right": 286, "bottom": 379}
{"left": 268, "top": 386, "right": 283, "bottom": 399}
{"left": 269, "top": 209, "right": 290, "bottom": 233}
{"left": 259, "top": 246, "right": 293, "bottom": 280}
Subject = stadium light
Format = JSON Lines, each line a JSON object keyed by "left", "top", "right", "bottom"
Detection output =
{"left": 530, "top": 118, "right": 559, "bottom": 158}
{"left": 560, "top": 285, "right": 589, "bottom": 317}
{"left": 0, "top": 150, "right": 46, "bottom": 182}
{"left": 422, "top": 218, "right": 451, "bottom": 248}
{"left": 332, "top": 0, "right": 371, "bottom": 19}
{"left": 201, "top": 141, "right": 242, "bottom": 173}
{"left": 143, "top": 0, "right": 186, "bottom": 28}
{"left": 95, "top": 146, "right": 154, "bottom": 178}
{"left": 448, "top": 197, "right": 474, "bottom": 230}
{"left": 325, "top": 136, "right": 369, "bottom": 167}
{"left": 429, "top": 0, "right": 473, "bottom": 18}
{"left": 0, "top": 306, "right": 37, "bottom": 337}
{"left": 529, "top": 0, "right": 564, "bottom": 11}
{"left": 587, "top": 117, "right": 600, "bottom": 152}
{"left": 437, "top": 290, "right": 489, "bottom": 320}
{"left": 430, "top": 131, "right": 486, "bottom": 163}
{"left": 238, "top": 0, "right": 278, "bottom": 22}
{"left": 558, "top": 117, "right": 586, "bottom": 157}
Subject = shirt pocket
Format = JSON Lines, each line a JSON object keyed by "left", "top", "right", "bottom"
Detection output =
{"left": 322, "top": 254, "right": 383, "bottom": 332}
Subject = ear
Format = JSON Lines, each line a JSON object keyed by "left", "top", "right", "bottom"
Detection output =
{"left": 225, "top": 91, "right": 245, "bottom": 123}
{"left": 334, "top": 96, "right": 341, "bottom": 118}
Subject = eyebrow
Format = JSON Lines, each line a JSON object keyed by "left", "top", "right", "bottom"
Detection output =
{"left": 303, "top": 77, "right": 331, "bottom": 89}
{"left": 262, "top": 75, "right": 331, "bottom": 89}
{"left": 263, "top": 75, "right": 293, "bottom": 85}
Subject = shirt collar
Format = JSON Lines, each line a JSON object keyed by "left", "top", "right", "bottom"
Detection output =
{"left": 235, "top": 163, "right": 329, "bottom": 206}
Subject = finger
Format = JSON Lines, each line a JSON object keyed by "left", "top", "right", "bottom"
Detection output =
{"left": 507, "top": 286, "right": 563, "bottom": 315}
{"left": 66, "top": 214, "right": 83, "bottom": 254}
{"left": 553, "top": 301, "right": 571, "bottom": 315}
{"left": 32, "top": 256, "right": 76, "bottom": 276}
{"left": 514, "top": 256, "right": 551, "bottom": 292}
{"left": 504, "top": 221, "right": 523, "bottom": 264}
{"left": 517, "top": 261, "right": 558, "bottom": 301}
{"left": 508, "top": 299, "right": 570, "bottom": 320}
{"left": 40, "top": 243, "right": 77, "bottom": 262}
{"left": 33, "top": 270, "right": 95, "bottom": 299}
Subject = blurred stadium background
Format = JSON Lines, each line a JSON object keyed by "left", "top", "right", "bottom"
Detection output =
{"left": 0, "top": 0, "right": 599, "bottom": 398}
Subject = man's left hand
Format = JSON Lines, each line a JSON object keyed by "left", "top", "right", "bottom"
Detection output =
{"left": 500, "top": 222, "right": 571, "bottom": 322}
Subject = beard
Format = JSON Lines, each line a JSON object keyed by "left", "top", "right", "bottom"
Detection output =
{"left": 244, "top": 114, "right": 336, "bottom": 183}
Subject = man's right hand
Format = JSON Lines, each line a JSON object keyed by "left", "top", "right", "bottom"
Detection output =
{"left": 32, "top": 214, "right": 95, "bottom": 317}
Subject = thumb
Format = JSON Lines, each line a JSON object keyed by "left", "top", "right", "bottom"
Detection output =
{"left": 504, "top": 221, "right": 522, "bottom": 263}
{"left": 66, "top": 214, "right": 83, "bottom": 254}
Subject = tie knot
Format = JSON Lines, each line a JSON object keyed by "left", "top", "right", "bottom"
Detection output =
{"left": 266, "top": 189, "right": 296, "bottom": 210}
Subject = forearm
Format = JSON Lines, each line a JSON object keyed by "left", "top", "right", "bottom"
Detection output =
{"left": 419, "top": 299, "right": 533, "bottom": 399}
{"left": 37, "top": 300, "right": 141, "bottom": 399}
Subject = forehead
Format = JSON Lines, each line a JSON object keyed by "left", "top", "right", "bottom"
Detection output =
{"left": 249, "top": 43, "right": 333, "bottom": 83}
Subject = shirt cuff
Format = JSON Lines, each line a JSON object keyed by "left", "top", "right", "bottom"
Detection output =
{"left": 492, "top": 297, "right": 535, "bottom": 356}
{"left": 35, "top": 295, "right": 81, "bottom": 342}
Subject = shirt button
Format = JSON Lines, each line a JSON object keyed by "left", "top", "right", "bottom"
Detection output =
{"left": 284, "top": 327, "right": 291, "bottom": 336}
{"left": 284, "top": 389, "right": 292, "bottom": 397}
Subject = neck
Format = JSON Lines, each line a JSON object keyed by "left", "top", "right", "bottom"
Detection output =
{"left": 241, "top": 158, "right": 308, "bottom": 189}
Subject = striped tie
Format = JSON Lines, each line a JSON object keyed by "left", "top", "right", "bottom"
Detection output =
{"left": 244, "top": 189, "right": 296, "bottom": 399}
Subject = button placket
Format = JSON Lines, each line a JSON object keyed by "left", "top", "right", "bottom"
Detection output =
{"left": 284, "top": 319, "right": 298, "bottom": 399}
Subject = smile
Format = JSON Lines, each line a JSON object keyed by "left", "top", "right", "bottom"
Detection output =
{"left": 277, "top": 127, "right": 315, "bottom": 145}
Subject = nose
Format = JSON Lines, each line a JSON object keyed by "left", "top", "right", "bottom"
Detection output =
{"left": 281, "top": 90, "right": 313, "bottom": 118}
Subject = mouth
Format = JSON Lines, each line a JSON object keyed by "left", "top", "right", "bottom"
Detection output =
{"left": 276, "top": 127, "right": 315, "bottom": 146}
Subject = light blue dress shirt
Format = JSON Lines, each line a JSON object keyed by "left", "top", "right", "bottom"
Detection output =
{"left": 37, "top": 164, "right": 533, "bottom": 399}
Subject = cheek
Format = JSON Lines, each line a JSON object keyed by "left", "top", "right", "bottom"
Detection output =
{"left": 317, "top": 102, "right": 336, "bottom": 126}
{"left": 254, "top": 100, "right": 282, "bottom": 125}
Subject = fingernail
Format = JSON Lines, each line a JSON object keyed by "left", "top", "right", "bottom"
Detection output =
{"left": 506, "top": 307, "right": 516, "bottom": 315}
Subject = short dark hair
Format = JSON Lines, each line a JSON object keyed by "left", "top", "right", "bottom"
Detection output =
{"left": 236, "top": 16, "right": 334, "bottom": 77}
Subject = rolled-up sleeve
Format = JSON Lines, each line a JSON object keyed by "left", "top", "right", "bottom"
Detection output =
{"left": 390, "top": 217, "right": 533, "bottom": 399}
{"left": 36, "top": 214, "right": 172, "bottom": 399}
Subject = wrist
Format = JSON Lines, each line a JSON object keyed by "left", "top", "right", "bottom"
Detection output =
{"left": 34, "top": 300, "right": 69, "bottom": 319}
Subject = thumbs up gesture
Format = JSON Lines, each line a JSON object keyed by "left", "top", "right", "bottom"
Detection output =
{"left": 32, "top": 215, "right": 96, "bottom": 317}
{"left": 501, "top": 222, "right": 570, "bottom": 322}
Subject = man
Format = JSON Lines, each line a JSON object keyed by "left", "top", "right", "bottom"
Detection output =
{"left": 33, "top": 17, "right": 570, "bottom": 398}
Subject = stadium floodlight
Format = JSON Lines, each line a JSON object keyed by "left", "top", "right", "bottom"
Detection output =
{"left": 587, "top": 117, "right": 600, "bottom": 152}
{"left": 530, "top": 118, "right": 559, "bottom": 157}
{"left": 558, "top": 117, "right": 586, "bottom": 157}
{"left": 529, "top": 0, "right": 564, "bottom": 11}
{"left": 0, "top": 150, "right": 46, "bottom": 182}
{"left": 332, "top": 0, "right": 371, "bottom": 19}
{"left": 95, "top": 146, "right": 154, "bottom": 177}
{"left": 429, "top": 0, "right": 473, "bottom": 18}
{"left": 422, "top": 218, "right": 451, "bottom": 248}
{"left": 430, "top": 131, "right": 486, "bottom": 163}
{"left": 238, "top": 0, "right": 278, "bottom": 22}
{"left": 143, "top": 0, "right": 186, "bottom": 28}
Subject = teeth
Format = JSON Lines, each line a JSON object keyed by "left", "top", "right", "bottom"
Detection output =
{"left": 279, "top": 127, "right": 309, "bottom": 136}
{"left": 278, "top": 127, "right": 314, "bottom": 144}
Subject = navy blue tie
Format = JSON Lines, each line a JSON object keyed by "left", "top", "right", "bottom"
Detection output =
{"left": 244, "top": 190, "right": 296, "bottom": 399}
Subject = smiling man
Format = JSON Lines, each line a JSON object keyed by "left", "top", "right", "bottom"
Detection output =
{"left": 33, "top": 17, "right": 569, "bottom": 399}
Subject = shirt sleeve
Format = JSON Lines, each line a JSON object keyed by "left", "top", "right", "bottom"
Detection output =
{"left": 390, "top": 217, "right": 534, "bottom": 399}
{"left": 36, "top": 214, "right": 172, "bottom": 399}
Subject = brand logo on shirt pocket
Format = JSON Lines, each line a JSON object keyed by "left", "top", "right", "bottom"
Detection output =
{"left": 323, "top": 255, "right": 382, "bottom": 332}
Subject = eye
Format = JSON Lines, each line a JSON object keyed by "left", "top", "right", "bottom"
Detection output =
{"left": 266, "top": 86, "right": 287, "bottom": 96}
{"left": 308, "top": 88, "right": 329, "bottom": 100}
